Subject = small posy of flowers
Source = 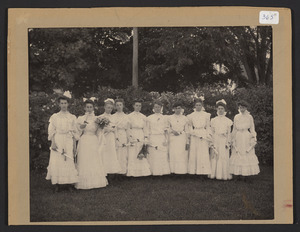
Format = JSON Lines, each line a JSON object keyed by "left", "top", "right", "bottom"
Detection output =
{"left": 95, "top": 117, "right": 110, "bottom": 129}
{"left": 137, "top": 144, "right": 149, "bottom": 160}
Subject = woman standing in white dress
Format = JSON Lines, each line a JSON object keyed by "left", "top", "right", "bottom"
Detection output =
{"left": 229, "top": 101, "right": 260, "bottom": 178}
{"left": 168, "top": 101, "right": 189, "bottom": 175}
{"left": 127, "top": 99, "right": 151, "bottom": 177}
{"left": 147, "top": 101, "right": 170, "bottom": 176}
{"left": 46, "top": 94, "right": 79, "bottom": 192}
{"left": 75, "top": 99, "right": 108, "bottom": 189}
{"left": 98, "top": 99, "right": 122, "bottom": 177}
{"left": 111, "top": 99, "right": 129, "bottom": 176}
{"left": 209, "top": 99, "right": 233, "bottom": 180}
{"left": 187, "top": 98, "right": 212, "bottom": 176}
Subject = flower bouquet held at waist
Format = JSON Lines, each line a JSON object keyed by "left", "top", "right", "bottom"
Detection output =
{"left": 95, "top": 117, "right": 110, "bottom": 129}
{"left": 137, "top": 144, "right": 149, "bottom": 160}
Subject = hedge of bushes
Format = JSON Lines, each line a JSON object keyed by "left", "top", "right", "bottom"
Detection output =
{"left": 30, "top": 84, "right": 273, "bottom": 172}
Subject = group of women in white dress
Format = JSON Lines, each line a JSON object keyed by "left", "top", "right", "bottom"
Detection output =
{"left": 46, "top": 93, "right": 260, "bottom": 192}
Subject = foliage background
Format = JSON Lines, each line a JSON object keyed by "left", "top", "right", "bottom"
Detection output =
{"left": 29, "top": 26, "right": 273, "bottom": 171}
{"left": 30, "top": 84, "right": 273, "bottom": 171}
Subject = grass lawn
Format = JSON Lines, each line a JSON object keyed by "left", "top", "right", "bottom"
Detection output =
{"left": 30, "top": 165, "right": 273, "bottom": 222}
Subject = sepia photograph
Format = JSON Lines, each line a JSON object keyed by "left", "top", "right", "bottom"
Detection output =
{"left": 28, "top": 26, "right": 274, "bottom": 222}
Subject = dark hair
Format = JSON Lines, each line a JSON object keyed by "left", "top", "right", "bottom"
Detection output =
{"left": 115, "top": 98, "right": 125, "bottom": 105}
{"left": 173, "top": 101, "right": 183, "bottom": 108}
{"left": 153, "top": 100, "right": 163, "bottom": 107}
{"left": 57, "top": 96, "right": 70, "bottom": 103}
{"left": 132, "top": 99, "right": 143, "bottom": 105}
{"left": 84, "top": 99, "right": 94, "bottom": 106}
{"left": 194, "top": 98, "right": 203, "bottom": 105}
{"left": 237, "top": 100, "right": 249, "bottom": 108}
{"left": 216, "top": 101, "right": 227, "bottom": 109}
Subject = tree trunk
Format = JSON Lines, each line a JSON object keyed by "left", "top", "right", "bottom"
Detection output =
{"left": 132, "top": 27, "right": 139, "bottom": 88}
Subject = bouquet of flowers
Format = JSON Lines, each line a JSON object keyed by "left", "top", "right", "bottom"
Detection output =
{"left": 137, "top": 144, "right": 149, "bottom": 160}
{"left": 95, "top": 117, "right": 110, "bottom": 129}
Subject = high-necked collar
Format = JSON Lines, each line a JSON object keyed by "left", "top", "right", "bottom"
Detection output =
{"left": 85, "top": 111, "right": 95, "bottom": 116}
{"left": 59, "top": 110, "right": 70, "bottom": 115}
{"left": 217, "top": 112, "right": 227, "bottom": 117}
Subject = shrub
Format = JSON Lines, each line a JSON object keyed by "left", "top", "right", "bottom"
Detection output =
{"left": 29, "top": 84, "right": 273, "bottom": 171}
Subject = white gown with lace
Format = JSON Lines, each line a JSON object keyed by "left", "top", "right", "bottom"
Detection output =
{"left": 75, "top": 112, "right": 108, "bottom": 189}
{"left": 46, "top": 111, "right": 79, "bottom": 184}
{"left": 229, "top": 112, "right": 260, "bottom": 176}
{"left": 187, "top": 110, "right": 212, "bottom": 175}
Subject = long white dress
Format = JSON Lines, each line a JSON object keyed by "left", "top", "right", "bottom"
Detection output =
{"left": 147, "top": 113, "right": 171, "bottom": 176}
{"left": 167, "top": 114, "right": 189, "bottom": 174}
{"left": 229, "top": 112, "right": 260, "bottom": 176}
{"left": 75, "top": 112, "right": 108, "bottom": 189}
{"left": 46, "top": 111, "right": 79, "bottom": 184}
{"left": 98, "top": 112, "right": 122, "bottom": 174}
{"left": 187, "top": 110, "right": 212, "bottom": 175}
{"left": 209, "top": 114, "right": 233, "bottom": 180}
{"left": 111, "top": 112, "right": 129, "bottom": 175}
{"left": 126, "top": 112, "right": 151, "bottom": 177}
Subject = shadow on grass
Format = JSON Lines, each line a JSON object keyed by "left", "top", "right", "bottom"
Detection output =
{"left": 30, "top": 165, "right": 274, "bottom": 222}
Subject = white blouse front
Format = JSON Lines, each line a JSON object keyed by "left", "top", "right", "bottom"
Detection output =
{"left": 111, "top": 112, "right": 129, "bottom": 130}
{"left": 233, "top": 112, "right": 257, "bottom": 138}
{"left": 147, "top": 113, "right": 168, "bottom": 135}
{"left": 128, "top": 112, "right": 146, "bottom": 129}
{"left": 211, "top": 115, "right": 233, "bottom": 135}
{"left": 187, "top": 111, "right": 211, "bottom": 129}
{"left": 48, "top": 111, "right": 78, "bottom": 140}
{"left": 168, "top": 114, "right": 189, "bottom": 133}
{"left": 77, "top": 112, "right": 98, "bottom": 135}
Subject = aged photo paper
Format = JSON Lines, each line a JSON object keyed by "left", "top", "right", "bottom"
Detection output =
{"left": 8, "top": 7, "right": 292, "bottom": 225}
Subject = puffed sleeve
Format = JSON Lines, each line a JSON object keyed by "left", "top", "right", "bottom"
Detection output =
{"left": 163, "top": 115, "right": 169, "bottom": 131}
{"left": 71, "top": 115, "right": 80, "bottom": 141}
{"left": 76, "top": 116, "right": 84, "bottom": 134}
{"left": 231, "top": 115, "right": 238, "bottom": 145}
{"left": 143, "top": 114, "right": 149, "bottom": 137}
{"left": 249, "top": 115, "right": 257, "bottom": 141}
{"left": 206, "top": 113, "right": 212, "bottom": 131}
{"left": 184, "top": 116, "right": 190, "bottom": 134}
{"left": 145, "top": 116, "right": 151, "bottom": 136}
{"left": 210, "top": 117, "right": 216, "bottom": 134}
{"left": 48, "top": 114, "right": 56, "bottom": 141}
{"left": 226, "top": 118, "right": 233, "bottom": 144}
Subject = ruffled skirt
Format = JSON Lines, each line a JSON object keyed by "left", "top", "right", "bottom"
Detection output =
{"left": 46, "top": 134, "right": 79, "bottom": 184}
{"left": 229, "top": 131, "right": 260, "bottom": 176}
{"left": 75, "top": 134, "right": 108, "bottom": 189}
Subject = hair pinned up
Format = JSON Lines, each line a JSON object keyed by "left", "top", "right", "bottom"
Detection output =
{"left": 194, "top": 98, "right": 203, "bottom": 105}
{"left": 153, "top": 100, "right": 163, "bottom": 107}
{"left": 104, "top": 98, "right": 115, "bottom": 105}
{"left": 57, "top": 95, "right": 70, "bottom": 103}
{"left": 84, "top": 99, "right": 94, "bottom": 106}
{"left": 132, "top": 98, "right": 143, "bottom": 105}
{"left": 216, "top": 99, "right": 227, "bottom": 108}
{"left": 115, "top": 98, "right": 125, "bottom": 105}
{"left": 173, "top": 100, "right": 183, "bottom": 108}
{"left": 237, "top": 100, "right": 249, "bottom": 108}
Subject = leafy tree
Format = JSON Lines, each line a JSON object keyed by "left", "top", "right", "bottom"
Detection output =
{"left": 29, "top": 26, "right": 272, "bottom": 95}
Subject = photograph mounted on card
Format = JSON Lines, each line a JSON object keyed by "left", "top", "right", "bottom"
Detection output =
{"left": 7, "top": 7, "right": 292, "bottom": 225}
